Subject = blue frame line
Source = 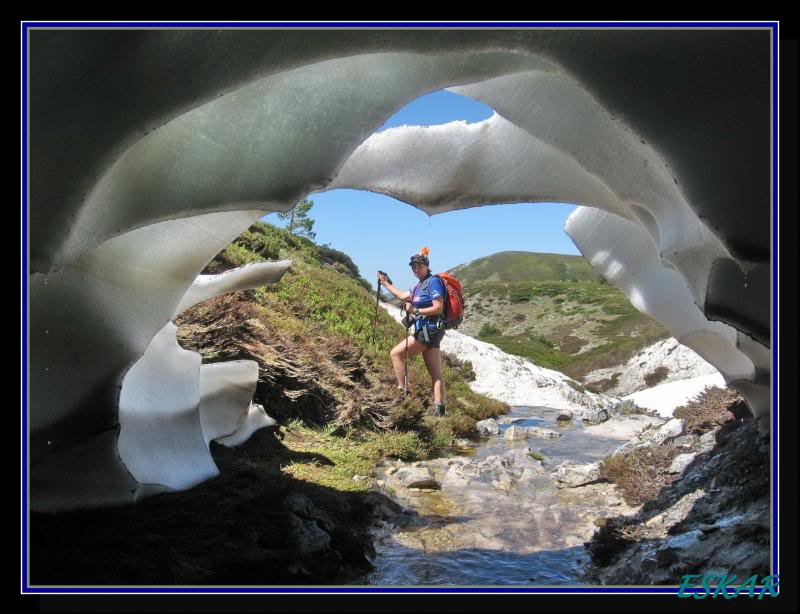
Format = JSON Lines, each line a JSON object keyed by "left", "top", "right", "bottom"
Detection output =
{"left": 27, "top": 586, "right": 696, "bottom": 594}
{"left": 21, "top": 23, "right": 29, "bottom": 593}
{"left": 23, "top": 21, "right": 776, "bottom": 28}
{"left": 20, "top": 20, "right": 780, "bottom": 596}
{"left": 771, "top": 22, "right": 779, "bottom": 577}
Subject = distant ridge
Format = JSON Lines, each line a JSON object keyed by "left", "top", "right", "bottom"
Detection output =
{"left": 447, "top": 251, "right": 669, "bottom": 383}
{"left": 449, "top": 251, "right": 601, "bottom": 285}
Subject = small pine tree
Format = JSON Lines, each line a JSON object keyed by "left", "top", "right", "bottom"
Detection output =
{"left": 277, "top": 198, "right": 316, "bottom": 240}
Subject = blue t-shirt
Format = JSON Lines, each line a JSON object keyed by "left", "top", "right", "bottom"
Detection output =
{"left": 411, "top": 274, "right": 446, "bottom": 332}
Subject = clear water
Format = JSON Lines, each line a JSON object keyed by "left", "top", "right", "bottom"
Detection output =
{"left": 365, "top": 406, "right": 628, "bottom": 586}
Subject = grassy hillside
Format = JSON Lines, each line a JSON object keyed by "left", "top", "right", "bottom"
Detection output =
{"left": 448, "top": 251, "right": 670, "bottom": 381}
{"left": 180, "top": 221, "right": 507, "bottom": 459}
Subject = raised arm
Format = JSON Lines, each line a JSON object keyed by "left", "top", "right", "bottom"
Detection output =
{"left": 377, "top": 272, "right": 410, "bottom": 301}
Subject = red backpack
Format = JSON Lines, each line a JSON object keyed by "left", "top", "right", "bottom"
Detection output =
{"left": 431, "top": 272, "right": 465, "bottom": 330}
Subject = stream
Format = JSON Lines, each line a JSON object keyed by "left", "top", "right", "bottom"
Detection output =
{"left": 365, "top": 405, "right": 645, "bottom": 586}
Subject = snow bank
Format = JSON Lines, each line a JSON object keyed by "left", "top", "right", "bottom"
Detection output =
{"left": 582, "top": 338, "right": 721, "bottom": 397}
{"left": 624, "top": 373, "right": 727, "bottom": 418}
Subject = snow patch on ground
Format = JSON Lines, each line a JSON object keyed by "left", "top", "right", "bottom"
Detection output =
{"left": 623, "top": 373, "right": 726, "bottom": 418}
{"left": 582, "top": 338, "right": 720, "bottom": 397}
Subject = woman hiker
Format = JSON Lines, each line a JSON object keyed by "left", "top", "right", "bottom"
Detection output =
{"left": 377, "top": 247, "right": 447, "bottom": 417}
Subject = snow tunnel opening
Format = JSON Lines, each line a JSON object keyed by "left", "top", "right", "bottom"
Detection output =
{"left": 30, "top": 47, "right": 771, "bottom": 515}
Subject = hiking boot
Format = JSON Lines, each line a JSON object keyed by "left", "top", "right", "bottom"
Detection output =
{"left": 434, "top": 403, "right": 446, "bottom": 417}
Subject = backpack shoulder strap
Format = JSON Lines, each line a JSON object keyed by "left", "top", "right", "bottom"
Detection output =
{"left": 419, "top": 274, "right": 437, "bottom": 293}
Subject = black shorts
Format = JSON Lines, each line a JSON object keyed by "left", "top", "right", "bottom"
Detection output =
{"left": 414, "top": 326, "right": 445, "bottom": 348}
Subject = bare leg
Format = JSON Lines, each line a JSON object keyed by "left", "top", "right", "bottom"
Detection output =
{"left": 389, "top": 335, "right": 427, "bottom": 388}
{"left": 422, "top": 347, "right": 445, "bottom": 404}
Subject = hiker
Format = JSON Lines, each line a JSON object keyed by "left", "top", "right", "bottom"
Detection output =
{"left": 377, "top": 247, "right": 447, "bottom": 417}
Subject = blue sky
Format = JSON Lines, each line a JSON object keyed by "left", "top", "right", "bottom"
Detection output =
{"left": 262, "top": 90, "right": 579, "bottom": 291}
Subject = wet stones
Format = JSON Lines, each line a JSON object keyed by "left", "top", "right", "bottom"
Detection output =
{"left": 503, "top": 425, "right": 561, "bottom": 441}
{"left": 555, "top": 409, "right": 574, "bottom": 421}
{"left": 490, "top": 475, "right": 516, "bottom": 491}
{"left": 476, "top": 418, "right": 500, "bottom": 435}
{"left": 503, "top": 425, "right": 528, "bottom": 441}
{"left": 551, "top": 461, "right": 602, "bottom": 488}
{"left": 394, "top": 466, "right": 440, "bottom": 490}
{"left": 442, "top": 464, "right": 473, "bottom": 490}
{"left": 580, "top": 407, "right": 609, "bottom": 425}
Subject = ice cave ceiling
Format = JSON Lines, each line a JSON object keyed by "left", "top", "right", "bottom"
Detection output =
{"left": 27, "top": 28, "right": 772, "bottom": 511}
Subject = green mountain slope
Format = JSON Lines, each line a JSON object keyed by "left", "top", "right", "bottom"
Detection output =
{"left": 450, "top": 251, "right": 602, "bottom": 285}
{"left": 448, "top": 251, "right": 670, "bottom": 383}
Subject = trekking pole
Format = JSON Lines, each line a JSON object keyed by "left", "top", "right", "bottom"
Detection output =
{"left": 374, "top": 271, "right": 392, "bottom": 345}
{"left": 402, "top": 297, "right": 414, "bottom": 394}
{"left": 372, "top": 278, "right": 381, "bottom": 346}
{"left": 404, "top": 310, "right": 410, "bottom": 394}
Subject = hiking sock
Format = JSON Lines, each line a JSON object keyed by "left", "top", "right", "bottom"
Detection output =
{"left": 434, "top": 402, "right": 445, "bottom": 417}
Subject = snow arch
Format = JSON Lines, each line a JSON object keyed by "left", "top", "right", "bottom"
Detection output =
{"left": 28, "top": 29, "right": 772, "bottom": 510}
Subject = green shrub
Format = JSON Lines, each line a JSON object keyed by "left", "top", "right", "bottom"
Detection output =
{"left": 585, "top": 373, "right": 621, "bottom": 394}
{"left": 565, "top": 379, "right": 587, "bottom": 394}
{"left": 673, "top": 387, "right": 743, "bottom": 434}
{"left": 617, "top": 399, "right": 648, "bottom": 414}
{"left": 317, "top": 244, "right": 361, "bottom": 279}
{"left": 479, "top": 322, "right": 502, "bottom": 337}
{"left": 599, "top": 445, "right": 676, "bottom": 505}
{"left": 366, "top": 430, "right": 429, "bottom": 461}
{"left": 442, "top": 353, "right": 476, "bottom": 382}
{"left": 643, "top": 366, "right": 670, "bottom": 387}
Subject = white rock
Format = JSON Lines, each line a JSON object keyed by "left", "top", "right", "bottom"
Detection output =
{"left": 503, "top": 425, "right": 529, "bottom": 441}
{"left": 658, "top": 529, "right": 704, "bottom": 552}
{"left": 475, "top": 418, "right": 500, "bottom": 435}
{"left": 394, "top": 467, "right": 439, "bottom": 490}
{"left": 551, "top": 461, "right": 602, "bottom": 488}
{"left": 648, "top": 418, "right": 685, "bottom": 446}
{"left": 526, "top": 427, "right": 561, "bottom": 439}
{"left": 668, "top": 453, "right": 697, "bottom": 474}
{"left": 699, "top": 429, "right": 719, "bottom": 453}
{"left": 581, "top": 407, "right": 610, "bottom": 425}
